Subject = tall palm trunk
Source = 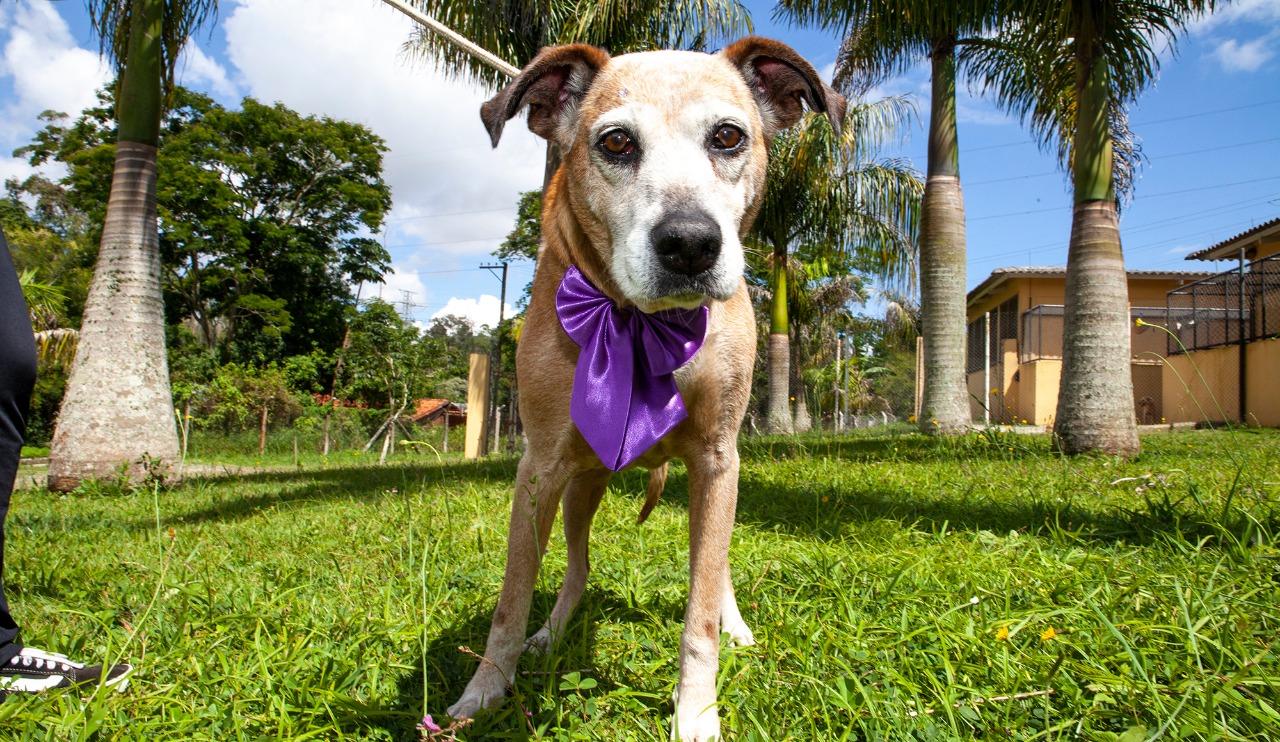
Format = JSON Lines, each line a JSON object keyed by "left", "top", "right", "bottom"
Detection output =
{"left": 1052, "top": 44, "right": 1139, "bottom": 457}
{"left": 917, "top": 40, "right": 969, "bottom": 435}
{"left": 792, "top": 327, "right": 811, "bottom": 432}
{"left": 766, "top": 241, "right": 794, "bottom": 434}
{"left": 48, "top": 0, "right": 179, "bottom": 490}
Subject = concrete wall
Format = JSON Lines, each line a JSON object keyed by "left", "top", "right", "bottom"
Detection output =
{"left": 1020, "top": 359, "right": 1062, "bottom": 427}
{"left": 1245, "top": 337, "right": 1280, "bottom": 426}
{"left": 1162, "top": 345, "right": 1240, "bottom": 425}
{"left": 1163, "top": 339, "right": 1280, "bottom": 428}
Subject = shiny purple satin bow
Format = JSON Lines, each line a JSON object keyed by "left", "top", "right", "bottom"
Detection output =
{"left": 556, "top": 266, "right": 708, "bottom": 471}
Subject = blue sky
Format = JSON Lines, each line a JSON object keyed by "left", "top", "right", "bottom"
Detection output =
{"left": 2, "top": 0, "right": 1278, "bottom": 328}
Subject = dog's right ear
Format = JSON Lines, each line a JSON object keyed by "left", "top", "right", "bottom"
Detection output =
{"left": 481, "top": 44, "right": 611, "bottom": 148}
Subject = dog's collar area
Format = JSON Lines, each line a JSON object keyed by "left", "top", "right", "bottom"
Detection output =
{"left": 556, "top": 266, "right": 708, "bottom": 470}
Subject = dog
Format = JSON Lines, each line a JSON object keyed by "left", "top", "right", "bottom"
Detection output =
{"left": 447, "top": 38, "right": 845, "bottom": 741}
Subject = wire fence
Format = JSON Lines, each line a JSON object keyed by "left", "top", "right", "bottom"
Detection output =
{"left": 1166, "top": 253, "right": 1280, "bottom": 352}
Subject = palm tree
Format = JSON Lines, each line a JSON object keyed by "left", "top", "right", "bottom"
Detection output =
{"left": 749, "top": 100, "right": 921, "bottom": 434}
{"left": 786, "top": 255, "right": 867, "bottom": 430}
{"left": 778, "top": 0, "right": 1003, "bottom": 436}
{"left": 965, "top": 0, "right": 1215, "bottom": 456}
{"left": 402, "top": 0, "right": 752, "bottom": 90}
{"left": 17, "top": 270, "right": 79, "bottom": 366}
{"left": 47, "top": 0, "right": 217, "bottom": 491}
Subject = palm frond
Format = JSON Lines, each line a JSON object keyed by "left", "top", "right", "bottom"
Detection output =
{"left": 34, "top": 328, "right": 80, "bottom": 367}
{"left": 402, "top": 0, "right": 751, "bottom": 90}
{"left": 86, "top": 0, "right": 219, "bottom": 99}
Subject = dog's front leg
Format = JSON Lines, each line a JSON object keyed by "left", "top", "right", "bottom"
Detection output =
{"left": 674, "top": 444, "right": 740, "bottom": 742}
{"left": 527, "top": 467, "right": 612, "bottom": 654}
{"left": 448, "top": 455, "right": 571, "bottom": 719}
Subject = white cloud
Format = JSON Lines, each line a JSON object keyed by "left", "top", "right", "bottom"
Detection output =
{"left": 431, "top": 294, "right": 515, "bottom": 329}
{"left": 177, "top": 39, "right": 238, "bottom": 98}
{"left": 1194, "top": 0, "right": 1280, "bottom": 32}
{"left": 221, "top": 0, "right": 544, "bottom": 270}
{"left": 369, "top": 266, "right": 428, "bottom": 308}
{"left": 1211, "top": 36, "right": 1276, "bottom": 72}
{"left": 0, "top": 1, "right": 109, "bottom": 143}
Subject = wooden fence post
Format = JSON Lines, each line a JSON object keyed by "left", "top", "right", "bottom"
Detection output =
{"left": 465, "top": 353, "right": 491, "bottom": 459}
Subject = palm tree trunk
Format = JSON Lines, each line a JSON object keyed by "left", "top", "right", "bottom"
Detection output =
{"left": 766, "top": 243, "right": 794, "bottom": 434}
{"left": 48, "top": 0, "right": 179, "bottom": 490}
{"left": 1053, "top": 50, "right": 1139, "bottom": 457}
{"left": 792, "top": 328, "right": 811, "bottom": 432}
{"left": 917, "top": 40, "right": 969, "bottom": 436}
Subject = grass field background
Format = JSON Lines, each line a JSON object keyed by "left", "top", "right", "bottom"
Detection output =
{"left": 2, "top": 427, "right": 1278, "bottom": 740}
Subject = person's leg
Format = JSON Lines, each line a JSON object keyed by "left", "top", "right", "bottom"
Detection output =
{"left": 0, "top": 231, "right": 38, "bottom": 667}
{"left": 0, "top": 232, "right": 134, "bottom": 693}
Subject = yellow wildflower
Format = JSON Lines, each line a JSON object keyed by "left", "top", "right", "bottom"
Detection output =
{"left": 995, "top": 626, "right": 1009, "bottom": 641}
{"left": 1040, "top": 626, "right": 1057, "bottom": 642}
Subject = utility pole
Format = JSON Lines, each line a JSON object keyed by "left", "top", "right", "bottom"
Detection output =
{"left": 481, "top": 262, "right": 509, "bottom": 453}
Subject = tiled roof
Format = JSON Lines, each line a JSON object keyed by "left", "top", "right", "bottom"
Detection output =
{"left": 967, "top": 266, "right": 1215, "bottom": 305}
{"left": 1185, "top": 216, "right": 1280, "bottom": 261}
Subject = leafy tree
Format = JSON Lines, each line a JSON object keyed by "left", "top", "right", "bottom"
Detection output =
{"left": 3, "top": 176, "right": 95, "bottom": 327}
{"left": 748, "top": 102, "right": 921, "bottom": 434}
{"left": 778, "top": 0, "right": 1004, "bottom": 437}
{"left": 494, "top": 190, "right": 541, "bottom": 264}
{"left": 21, "top": 87, "right": 393, "bottom": 366}
{"left": 45, "top": 0, "right": 219, "bottom": 491}
{"left": 786, "top": 253, "right": 867, "bottom": 430}
{"left": 967, "top": 0, "right": 1216, "bottom": 456}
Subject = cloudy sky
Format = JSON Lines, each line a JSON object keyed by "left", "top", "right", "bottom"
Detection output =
{"left": 2, "top": 0, "right": 1279, "bottom": 328}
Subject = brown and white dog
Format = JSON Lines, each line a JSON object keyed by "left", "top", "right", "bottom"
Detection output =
{"left": 447, "top": 38, "right": 844, "bottom": 741}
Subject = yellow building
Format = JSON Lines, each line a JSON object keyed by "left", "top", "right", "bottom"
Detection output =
{"left": 965, "top": 267, "right": 1212, "bottom": 427}
{"left": 1170, "top": 217, "right": 1280, "bottom": 427}
{"left": 963, "top": 217, "right": 1280, "bottom": 428}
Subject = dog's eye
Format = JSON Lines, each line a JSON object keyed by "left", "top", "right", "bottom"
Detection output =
{"left": 599, "top": 129, "right": 636, "bottom": 158}
{"left": 711, "top": 125, "right": 744, "bottom": 151}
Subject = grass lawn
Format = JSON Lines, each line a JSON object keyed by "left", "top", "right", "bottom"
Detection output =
{"left": 1, "top": 427, "right": 1277, "bottom": 740}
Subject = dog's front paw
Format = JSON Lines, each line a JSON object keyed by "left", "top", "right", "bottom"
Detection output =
{"left": 722, "top": 616, "right": 755, "bottom": 647}
{"left": 447, "top": 670, "right": 509, "bottom": 720}
{"left": 672, "top": 689, "right": 720, "bottom": 741}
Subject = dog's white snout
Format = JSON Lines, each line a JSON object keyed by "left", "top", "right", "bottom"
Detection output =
{"left": 650, "top": 209, "right": 722, "bottom": 277}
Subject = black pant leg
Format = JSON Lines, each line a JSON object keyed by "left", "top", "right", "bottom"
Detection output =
{"left": 0, "top": 230, "right": 38, "bottom": 665}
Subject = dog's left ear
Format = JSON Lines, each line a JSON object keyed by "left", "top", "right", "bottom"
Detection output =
{"left": 721, "top": 37, "right": 847, "bottom": 139}
{"left": 481, "top": 44, "right": 612, "bottom": 148}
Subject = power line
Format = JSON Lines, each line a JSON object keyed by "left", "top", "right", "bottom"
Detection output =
{"left": 955, "top": 97, "right": 1280, "bottom": 155}
{"left": 384, "top": 205, "right": 516, "bottom": 223}
{"left": 969, "top": 174, "right": 1280, "bottom": 222}
{"left": 965, "top": 136, "right": 1280, "bottom": 187}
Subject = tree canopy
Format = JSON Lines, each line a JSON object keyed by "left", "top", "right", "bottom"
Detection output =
{"left": 19, "top": 87, "right": 393, "bottom": 364}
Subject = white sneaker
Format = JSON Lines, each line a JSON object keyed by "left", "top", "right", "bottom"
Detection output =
{"left": 0, "top": 647, "right": 132, "bottom": 693}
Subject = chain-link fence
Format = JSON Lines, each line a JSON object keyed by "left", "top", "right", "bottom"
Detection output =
{"left": 1163, "top": 253, "right": 1280, "bottom": 425}
{"left": 967, "top": 297, "right": 1018, "bottom": 424}
{"left": 972, "top": 304, "right": 1175, "bottom": 426}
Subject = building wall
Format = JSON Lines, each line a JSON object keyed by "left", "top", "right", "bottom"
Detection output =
{"left": 1245, "top": 337, "right": 1280, "bottom": 426}
{"left": 1161, "top": 332, "right": 1280, "bottom": 427}
{"left": 1020, "top": 359, "right": 1062, "bottom": 427}
{"left": 1162, "top": 346, "right": 1240, "bottom": 425}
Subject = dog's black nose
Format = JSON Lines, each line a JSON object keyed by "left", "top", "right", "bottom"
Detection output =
{"left": 650, "top": 210, "right": 721, "bottom": 277}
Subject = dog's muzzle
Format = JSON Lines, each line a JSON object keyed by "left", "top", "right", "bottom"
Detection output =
{"left": 650, "top": 210, "right": 721, "bottom": 278}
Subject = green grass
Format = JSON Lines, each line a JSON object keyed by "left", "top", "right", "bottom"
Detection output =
{"left": 2, "top": 429, "right": 1278, "bottom": 740}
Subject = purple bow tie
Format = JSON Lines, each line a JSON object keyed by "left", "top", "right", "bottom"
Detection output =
{"left": 556, "top": 266, "right": 708, "bottom": 471}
